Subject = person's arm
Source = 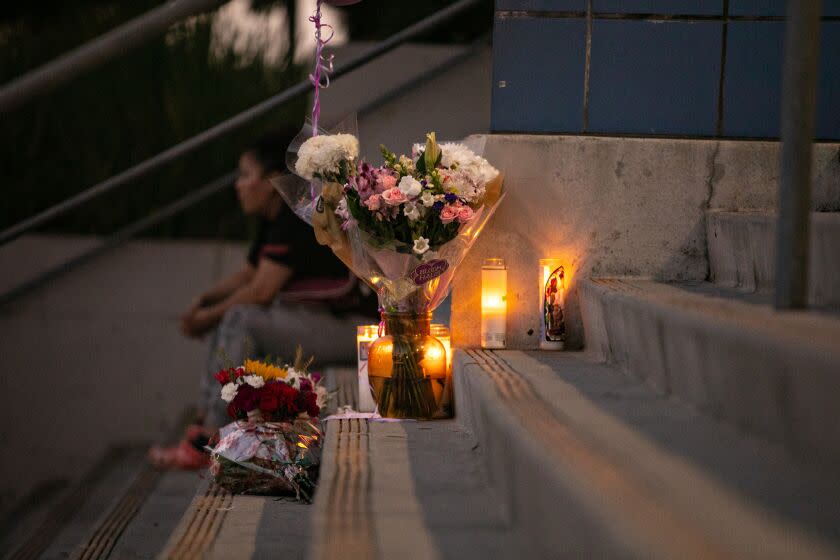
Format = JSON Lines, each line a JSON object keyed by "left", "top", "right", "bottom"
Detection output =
{"left": 181, "top": 258, "right": 292, "bottom": 337}
{"left": 197, "top": 265, "right": 256, "bottom": 307}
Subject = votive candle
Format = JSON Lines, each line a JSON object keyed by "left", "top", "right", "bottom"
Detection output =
{"left": 356, "top": 325, "right": 379, "bottom": 411}
{"left": 481, "top": 258, "right": 507, "bottom": 349}
{"left": 539, "top": 259, "right": 566, "bottom": 350}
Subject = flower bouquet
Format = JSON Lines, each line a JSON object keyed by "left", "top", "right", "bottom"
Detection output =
{"left": 276, "top": 128, "right": 504, "bottom": 419}
{"left": 208, "top": 350, "right": 327, "bottom": 501}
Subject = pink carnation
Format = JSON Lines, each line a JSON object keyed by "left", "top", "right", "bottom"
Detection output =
{"left": 378, "top": 174, "right": 397, "bottom": 191}
{"left": 364, "top": 194, "right": 382, "bottom": 211}
{"left": 440, "top": 204, "right": 459, "bottom": 224}
{"left": 457, "top": 205, "right": 475, "bottom": 223}
{"left": 381, "top": 187, "right": 407, "bottom": 206}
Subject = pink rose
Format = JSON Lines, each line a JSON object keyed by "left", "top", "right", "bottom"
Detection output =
{"left": 439, "top": 204, "right": 459, "bottom": 224}
{"left": 457, "top": 205, "right": 475, "bottom": 223}
{"left": 381, "top": 187, "right": 407, "bottom": 206}
{"left": 378, "top": 174, "right": 397, "bottom": 191}
{"left": 364, "top": 194, "right": 382, "bottom": 211}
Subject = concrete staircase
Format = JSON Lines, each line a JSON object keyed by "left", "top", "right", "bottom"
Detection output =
{"left": 0, "top": 420, "right": 534, "bottom": 560}
{"left": 454, "top": 350, "right": 840, "bottom": 559}
{"left": 448, "top": 133, "right": 840, "bottom": 557}
{"left": 707, "top": 210, "right": 840, "bottom": 307}
{"left": 6, "top": 348, "right": 840, "bottom": 559}
{"left": 4, "top": 140, "right": 839, "bottom": 557}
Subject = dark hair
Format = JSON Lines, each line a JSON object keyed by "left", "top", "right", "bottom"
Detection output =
{"left": 244, "top": 128, "right": 298, "bottom": 175}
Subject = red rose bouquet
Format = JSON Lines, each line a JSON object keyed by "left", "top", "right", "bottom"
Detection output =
{"left": 208, "top": 350, "right": 326, "bottom": 501}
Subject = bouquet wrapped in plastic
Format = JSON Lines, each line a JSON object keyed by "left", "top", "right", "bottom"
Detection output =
{"left": 208, "top": 350, "right": 326, "bottom": 501}
{"left": 275, "top": 126, "right": 504, "bottom": 418}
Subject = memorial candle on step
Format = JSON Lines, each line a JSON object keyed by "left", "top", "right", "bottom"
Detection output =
{"left": 481, "top": 258, "right": 507, "bottom": 349}
{"left": 539, "top": 259, "right": 566, "bottom": 350}
{"left": 431, "top": 324, "right": 452, "bottom": 373}
{"left": 431, "top": 324, "right": 453, "bottom": 415}
{"left": 356, "top": 325, "right": 379, "bottom": 411}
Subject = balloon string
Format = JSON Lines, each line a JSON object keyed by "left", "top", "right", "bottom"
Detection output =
{"left": 308, "top": 0, "right": 335, "bottom": 137}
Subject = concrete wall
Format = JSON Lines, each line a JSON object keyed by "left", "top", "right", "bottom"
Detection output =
{"left": 319, "top": 42, "right": 491, "bottom": 158}
{"left": 450, "top": 135, "right": 840, "bottom": 349}
{"left": 0, "top": 236, "right": 245, "bottom": 515}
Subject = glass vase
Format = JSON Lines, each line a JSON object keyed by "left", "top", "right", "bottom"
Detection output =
{"left": 367, "top": 312, "right": 447, "bottom": 419}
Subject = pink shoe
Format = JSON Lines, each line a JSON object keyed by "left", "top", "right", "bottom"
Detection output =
{"left": 148, "top": 425, "right": 213, "bottom": 470}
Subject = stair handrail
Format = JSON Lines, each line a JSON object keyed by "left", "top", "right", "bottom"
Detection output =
{"left": 0, "top": 172, "right": 237, "bottom": 307}
{"left": 0, "top": 38, "right": 488, "bottom": 306}
{"left": 774, "top": 0, "right": 822, "bottom": 309}
{"left": 0, "top": 0, "right": 227, "bottom": 113}
{"left": 0, "top": 0, "right": 482, "bottom": 247}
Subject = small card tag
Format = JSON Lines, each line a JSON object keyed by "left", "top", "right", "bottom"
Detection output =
{"left": 410, "top": 259, "right": 449, "bottom": 285}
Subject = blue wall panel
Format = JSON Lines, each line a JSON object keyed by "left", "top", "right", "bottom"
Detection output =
{"left": 497, "top": 0, "right": 585, "bottom": 10}
{"left": 593, "top": 1, "right": 723, "bottom": 15}
{"left": 817, "top": 22, "right": 840, "bottom": 138}
{"left": 491, "top": 17, "right": 586, "bottom": 132}
{"left": 723, "top": 21, "right": 784, "bottom": 137}
{"left": 588, "top": 20, "right": 722, "bottom": 135}
{"left": 730, "top": 0, "right": 840, "bottom": 17}
{"left": 724, "top": 21, "right": 840, "bottom": 138}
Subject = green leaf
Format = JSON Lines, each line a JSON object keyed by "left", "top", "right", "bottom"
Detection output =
{"left": 415, "top": 150, "right": 426, "bottom": 175}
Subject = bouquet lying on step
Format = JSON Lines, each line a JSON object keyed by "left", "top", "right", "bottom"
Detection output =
{"left": 276, "top": 127, "right": 503, "bottom": 419}
{"left": 208, "top": 349, "right": 326, "bottom": 501}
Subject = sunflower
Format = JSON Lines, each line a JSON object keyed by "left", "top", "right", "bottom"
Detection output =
{"left": 243, "top": 359, "right": 287, "bottom": 381}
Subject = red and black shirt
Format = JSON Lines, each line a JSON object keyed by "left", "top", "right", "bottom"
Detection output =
{"left": 247, "top": 204, "right": 377, "bottom": 317}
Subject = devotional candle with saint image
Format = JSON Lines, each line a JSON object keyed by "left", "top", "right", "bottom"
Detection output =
{"left": 539, "top": 259, "right": 566, "bottom": 350}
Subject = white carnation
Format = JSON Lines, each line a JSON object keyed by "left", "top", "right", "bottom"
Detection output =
{"left": 221, "top": 382, "right": 238, "bottom": 403}
{"left": 295, "top": 134, "right": 359, "bottom": 181}
{"left": 285, "top": 367, "right": 302, "bottom": 387}
{"left": 243, "top": 374, "right": 265, "bottom": 388}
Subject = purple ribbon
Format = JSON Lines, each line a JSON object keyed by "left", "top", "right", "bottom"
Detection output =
{"left": 308, "top": 0, "right": 335, "bottom": 137}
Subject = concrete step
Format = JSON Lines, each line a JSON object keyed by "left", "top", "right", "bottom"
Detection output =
{"left": 149, "top": 418, "right": 535, "bottom": 559}
{"left": 0, "top": 446, "right": 167, "bottom": 560}
{"left": 453, "top": 349, "right": 840, "bottom": 559}
{"left": 3, "top": 369, "right": 530, "bottom": 559}
{"left": 579, "top": 277, "right": 840, "bottom": 463}
{"left": 707, "top": 210, "right": 840, "bottom": 306}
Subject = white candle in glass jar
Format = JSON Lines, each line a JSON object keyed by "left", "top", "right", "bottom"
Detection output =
{"left": 481, "top": 258, "right": 507, "bottom": 349}
{"left": 356, "top": 325, "right": 379, "bottom": 411}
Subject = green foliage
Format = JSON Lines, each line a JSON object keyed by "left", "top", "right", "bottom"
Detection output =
{"left": 379, "top": 144, "right": 397, "bottom": 168}
{"left": 0, "top": 0, "right": 492, "bottom": 239}
{"left": 0, "top": 0, "right": 305, "bottom": 239}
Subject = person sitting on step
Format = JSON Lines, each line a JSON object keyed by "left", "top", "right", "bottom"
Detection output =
{"left": 148, "top": 129, "right": 377, "bottom": 470}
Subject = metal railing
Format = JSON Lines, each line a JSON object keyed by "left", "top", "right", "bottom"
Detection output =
{"left": 0, "top": 0, "right": 226, "bottom": 113}
{"left": 774, "top": 0, "right": 822, "bottom": 309}
{"left": 0, "top": 0, "right": 482, "bottom": 248}
{"left": 0, "top": 173, "right": 236, "bottom": 307}
{"left": 0, "top": 14, "right": 487, "bottom": 306}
